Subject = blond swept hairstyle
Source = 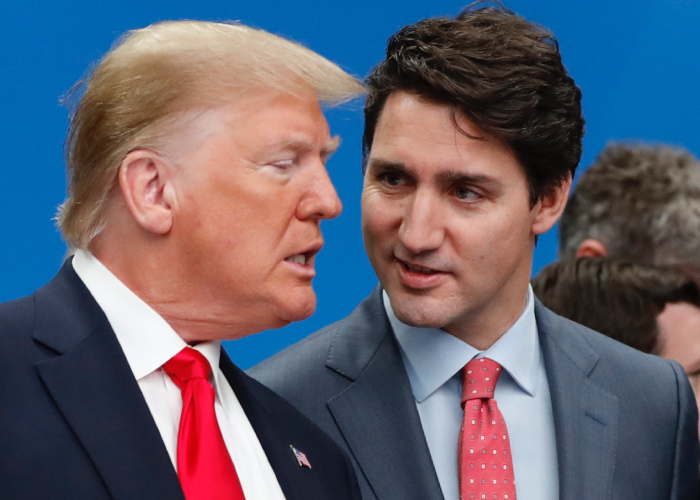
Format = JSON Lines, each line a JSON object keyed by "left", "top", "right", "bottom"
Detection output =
{"left": 58, "top": 20, "right": 364, "bottom": 248}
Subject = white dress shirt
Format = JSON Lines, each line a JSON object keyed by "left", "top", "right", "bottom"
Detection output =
{"left": 385, "top": 288, "right": 558, "bottom": 500}
{"left": 72, "top": 249, "right": 285, "bottom": 500}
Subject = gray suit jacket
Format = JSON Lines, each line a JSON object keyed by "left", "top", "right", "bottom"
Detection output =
{"left": 249, "top": 286, "right": 700, "bottom": 500}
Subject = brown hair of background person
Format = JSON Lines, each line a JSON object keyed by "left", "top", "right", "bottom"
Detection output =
{"left": 362, "top": 1, "right": 585, "bottom": 206}
{"left": 559, "top": 142, "right": 700, "bottom": 281}
{"left": 532, "top": 257, "right": 700, "bottom": 354}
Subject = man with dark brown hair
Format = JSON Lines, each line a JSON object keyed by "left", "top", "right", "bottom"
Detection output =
{"left": 532, "top": 257, "right": 700, "bottom": 355}
{"left": 251, "top": 4, "right": 699, "bottom": 500}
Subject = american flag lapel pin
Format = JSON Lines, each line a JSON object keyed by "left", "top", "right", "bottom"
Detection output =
{"left": 290, "top": 445, "right": 312, "bottom": 469}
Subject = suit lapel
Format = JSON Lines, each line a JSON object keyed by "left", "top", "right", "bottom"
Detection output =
{"left": 219, "top": 352, "right": 327, "bottom": 500}
{"left": 536, "top": 301, "right": 619, "bottom": 500}
{"left": 325, "top": 287, "right": 444, "bottom": 500}
{"left": 33, "top": 262, "right": 184, "bottom": 500}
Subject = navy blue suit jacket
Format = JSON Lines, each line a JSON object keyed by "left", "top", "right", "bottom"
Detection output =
{"left": 0, "top": 261, "right": 361, "bottom": 500}
{"left": 249, "top": 286, "right": 700, "bottom": 500}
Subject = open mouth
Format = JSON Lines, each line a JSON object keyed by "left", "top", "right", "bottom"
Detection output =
{"left": 400, "top": 260, "right": 441, "bottom": 275}
{"left": 284, "top": 244, "right": 322, "bottom": 267}
{"left": 285, "top": 254, "right": 309, "bottom": 265}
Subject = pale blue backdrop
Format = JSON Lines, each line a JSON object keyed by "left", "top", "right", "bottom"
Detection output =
{"left": 2, "top": 0, "right": 699, "bottom": 368}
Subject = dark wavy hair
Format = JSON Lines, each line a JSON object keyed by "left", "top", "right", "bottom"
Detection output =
{"left": 532, "top": 257, "right": 700, "bottom": 354}
{"left": 362, "top": 2, "right": 585, "bottom": 204}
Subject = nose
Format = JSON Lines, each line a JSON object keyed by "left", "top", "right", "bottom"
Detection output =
{"left": 296, "top": 162, "right": 343, "bottom": 221}
{"left": 398, "top": 188, "right": 445, "bottom": 254}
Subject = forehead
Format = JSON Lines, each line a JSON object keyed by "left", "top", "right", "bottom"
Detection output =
{"left": 171, "top": 91, "right": 333, "bottom": 160}
{"left": 232, "top": 91, "right": 330, "bottom": 142}
{"left": 369, "top": 91, "right": 522, "bottom": 179}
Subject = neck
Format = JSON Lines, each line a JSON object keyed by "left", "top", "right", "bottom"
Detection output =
{"left": 444, "top": 275, "right": 532, "bottom": 351}
{"left": 91, "top": 231, "right": 275, "bottom": 344}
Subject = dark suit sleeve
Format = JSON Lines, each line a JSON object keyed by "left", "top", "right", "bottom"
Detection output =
{"left": 668, "top": 360, "right": 700, "bottom": 500}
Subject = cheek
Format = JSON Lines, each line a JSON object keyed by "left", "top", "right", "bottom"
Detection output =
{"left": 452, "top": 211, "right": 530, "bottom": 264}
{"left": 362, "top": 195, "right": 402, "bottom": 238}
{"left": 362, "top": 209, "right": 393, "bottom": 258}
{"left": 361, "top": 214, "right": 380, "bottom": 263}
{"left": 178, "top": 196, "right": 278, "bottom": 271}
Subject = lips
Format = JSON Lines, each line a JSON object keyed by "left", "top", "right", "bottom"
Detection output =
{"left": 402, "top": 261, "right": 440, "bottom": 275}
{"left": 284, "top": 241, "right": 323, "bottom": 269}
{"left": 396, "top": 257, "right": 447, "bottom": 289}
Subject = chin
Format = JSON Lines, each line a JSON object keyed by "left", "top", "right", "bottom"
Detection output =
{"left": 394, "top": 309, "right": 448, "bottom": 330}
{"left": 389, "top": 293, "right": 452, "bottom": 329}
{"left": 275, "top": 290, "right": 317, "bottom": 325}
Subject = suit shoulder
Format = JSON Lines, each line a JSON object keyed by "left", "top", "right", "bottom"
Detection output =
{"left": 542, "top": 306, "right": 681, "bottom": 386}
{"left": 249, "top": 288, "right": 386, "bottom": 387}
{"left": 248, "top": 317, "right": 344, "bottom": 382}
{"left": 574, "top": 316, "right": 671, "bottom": 367}
{"left": 0, "top": 294, "right": 36, "bottom": 339}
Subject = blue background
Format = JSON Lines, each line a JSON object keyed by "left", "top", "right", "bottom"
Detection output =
{"left": 2, "top": 0, "right": 699, "bottom": 368}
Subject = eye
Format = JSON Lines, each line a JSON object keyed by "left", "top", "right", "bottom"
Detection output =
{"left": 378, "top": 170, "right": 405, "bottom": 187}
{"left": 454, "top": 186, "right": 480, "bottom": 201}
{"left": 272, "top": 160, "right": 294, "bottom": 171}
{"left": 261, "top": 159, "right": 296, "bottom": 177}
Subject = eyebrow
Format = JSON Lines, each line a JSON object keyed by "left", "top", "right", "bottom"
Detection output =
{"left": 269, "top": 135, "right": 341, "bottom": 161}
{"left": 435, "top": 170, "right": 502, "bottom": 187}
{"left": 367, "top": 158, "right": 502, "bottom": 187}
{"left": 367, "top": 158, "right": 418, "bottom": 177}
{"left": 322, "top": 135, "right": 342, "bottom": 158}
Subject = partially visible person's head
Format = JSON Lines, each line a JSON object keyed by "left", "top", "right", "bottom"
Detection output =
{"left": 360, "top": 3, "right": 583, "bottom": 347}
{"left": 560, "top": 142, "right": 700, "bottom": 281}
{"left": 362, "top": 1, "right": 584, "bottom": 205}
{"left": 57, "top": 21, "right": 363, "bottom": 341}
{"left": 532, "top": 257, "right": 700, "bottom": 354}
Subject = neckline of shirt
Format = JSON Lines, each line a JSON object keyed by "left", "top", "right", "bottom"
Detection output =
{"left": 385, "top": 287, "right": 540, "bottom": 402}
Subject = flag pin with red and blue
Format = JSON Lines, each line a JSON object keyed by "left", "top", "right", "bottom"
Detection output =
{"left": 290, "top": 445, "right": 312, "bottom": 469}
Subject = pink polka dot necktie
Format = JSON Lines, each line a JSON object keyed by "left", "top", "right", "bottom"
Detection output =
{"left": 163, "top": 348, "right": 246, "bottom": 500}
{"left": 459, "top": 357, "right": 516, "bottom": 500}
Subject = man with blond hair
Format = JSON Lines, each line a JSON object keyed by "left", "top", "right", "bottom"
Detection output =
{"left": 0, "top": 20, "right": 363, "bottom": 500}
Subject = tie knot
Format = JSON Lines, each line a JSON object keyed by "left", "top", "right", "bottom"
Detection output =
{"left": 461, "top": 357, "right": 503, "bottom": 405}
{"left": 163, "top": 348, "right": 212, "bottom": 388}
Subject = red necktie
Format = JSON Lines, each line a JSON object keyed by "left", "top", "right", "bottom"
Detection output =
{"left": 459, "top": 357, "right": 516, "bottom": 500}
{"left": 163, "top": 348, "right": 246, "bottom": 500}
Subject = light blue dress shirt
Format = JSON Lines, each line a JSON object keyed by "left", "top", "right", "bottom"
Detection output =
{"left": 384, "top": 287, "right": 559, "bottom": 500}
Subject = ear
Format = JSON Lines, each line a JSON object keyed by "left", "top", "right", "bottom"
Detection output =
{"left": 576, "top": 239, "right": 608, "bottom": 257}
{"left": 118, "top": 149, "right": 176, "bottom": 235}
{"left": 531, "top": 175, "right": 572, "bottom": 235}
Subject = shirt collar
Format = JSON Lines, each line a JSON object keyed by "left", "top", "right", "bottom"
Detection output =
{"left": 386, "top": 287, "right": 540, "bottom": 402}
{"left": 71, "top": 250, "right": 228, "bottom": 405}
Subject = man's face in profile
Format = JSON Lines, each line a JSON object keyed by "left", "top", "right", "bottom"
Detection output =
{"left": 361, "top": 91, "right": 540, "bottom": 340}
{"left": 168, "top": 91, "right": 342, "bottom": 335}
